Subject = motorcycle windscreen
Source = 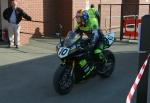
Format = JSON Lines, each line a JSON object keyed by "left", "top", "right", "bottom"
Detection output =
{"left": 64, "top": 31, "right": 80, "bottom": 47}
{"left": 105, "top": 32, "right": 115, "bottom": 45}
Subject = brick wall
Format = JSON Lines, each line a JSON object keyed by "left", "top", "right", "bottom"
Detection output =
{"left": 139, "top": 5, "right": 150, "bottom": 18}
{"left": 139, "top": 0, "right": 150, "bottom": 17}
{"left": 17, "top": 0, "right": 72, "bottom": 44}
{"left": 56, "top": 0, "right": 72, "bottom": 35}
{"left": 140, "top": 0, "right": 150, "bottom": 3}
{"left": 100, "top": 0, "right": 121, "bottom": 30}
{"left": 18, "top": 0, "right": 56, "bottom": 44}
{"left": 122, "top": 0, "right": 139, "bottom": 15}
{"left": 100, "top": 5, "right": 121, "bottom": 31}
{"left": 0, "top": 1, "right": 1, "bottom": 30}
{"left": 43, "top": 0, "right": 56, "bottom": 36}
{"left": 19, "top": 0, "right": 44, "bottom": 44}
{"left": 7, "top": 0, "right": 149, "bottom": 45}
{"left": 101, "top": 0, "right": 122, "bottom": 4}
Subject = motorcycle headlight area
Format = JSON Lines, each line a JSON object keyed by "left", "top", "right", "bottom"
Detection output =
{"left": 70, "top": 45, "right": 77, "bottom": 50}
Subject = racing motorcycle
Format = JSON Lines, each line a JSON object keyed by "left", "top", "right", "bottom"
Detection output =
{"left": 53, "top": 31, "right": 115, "bottom": 95}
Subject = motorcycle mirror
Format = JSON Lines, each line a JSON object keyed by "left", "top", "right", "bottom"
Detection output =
{"left": 56, "top": 24, "right": 63, "bottom": 34}
{"left": 55, "top": 32, "right": 62, "bottom": 43}
{"left": 55, "top": 33, "right": 61, "bottom": 37}
{"left": 57, "top": 24, "right": 63, "bottom": 32}
{"left": 59, "top": 24, "right": 63, "bottom": 30}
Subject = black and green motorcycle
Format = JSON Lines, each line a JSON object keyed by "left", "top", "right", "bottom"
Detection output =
{"left": 53, "top": 31, "right": 115, "bottom": 95}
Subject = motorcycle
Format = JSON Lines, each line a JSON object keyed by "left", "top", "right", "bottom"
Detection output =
{"left": 53, "top": 30, "right": 115, "bottom": 95}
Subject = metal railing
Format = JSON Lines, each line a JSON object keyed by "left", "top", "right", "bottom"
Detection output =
{"left": 99, "top": 3, "right": 150, "bottom": 40}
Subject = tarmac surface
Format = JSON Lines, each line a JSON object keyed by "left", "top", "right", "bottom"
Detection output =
{"left": 0, "top": 38, "right": 149, "bottom": 103}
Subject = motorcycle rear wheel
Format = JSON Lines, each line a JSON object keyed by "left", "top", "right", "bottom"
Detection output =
{"left": 97, "top": 50, "right": 115, "bottom": 78}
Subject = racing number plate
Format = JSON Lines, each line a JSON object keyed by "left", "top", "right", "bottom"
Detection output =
{"left": 58, "top": 47, "right": 70, "bottom": 58}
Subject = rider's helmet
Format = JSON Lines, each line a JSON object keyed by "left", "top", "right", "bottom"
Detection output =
{"left": 76, "top": 10, "right": 89, "bottom": 26}
{"left": 76, "top": 9, "right": 83, "bottom": 25}
{"left": 81, "top": 10, "right": 89, "bottom": 25}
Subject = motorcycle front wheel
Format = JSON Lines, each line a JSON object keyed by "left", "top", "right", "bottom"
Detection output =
{"left": 53, "top": 64, "right": 74, "bottom": 95}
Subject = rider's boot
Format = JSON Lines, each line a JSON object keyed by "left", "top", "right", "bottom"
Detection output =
{"left": 95, "top": 49, "right": 107, "bottom": 64}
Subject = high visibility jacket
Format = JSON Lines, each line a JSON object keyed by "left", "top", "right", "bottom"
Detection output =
{"left": 88, "top": 8, "right": 99, "bottom": 29}
{"left": 75, "top": 20, "right": 92, "bottom": 32}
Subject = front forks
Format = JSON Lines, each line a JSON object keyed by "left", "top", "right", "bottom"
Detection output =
{"left": 61, "top": 60, "right": 75, "bottom": 77}
{"left": 70, "top": 61, "right": 75, "bottom": 76}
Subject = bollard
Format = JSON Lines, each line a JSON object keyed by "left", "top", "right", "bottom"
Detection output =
{"left": 137, "top": 15, "right": 150, "bottom": 103}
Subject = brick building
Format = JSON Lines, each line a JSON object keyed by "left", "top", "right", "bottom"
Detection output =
{"left": 0, "top": 0, "right": 150, "bottom": 44}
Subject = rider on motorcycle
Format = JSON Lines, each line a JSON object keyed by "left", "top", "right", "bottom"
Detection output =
{"left": 75, "top": 9, "right": 106, "bottom": 63}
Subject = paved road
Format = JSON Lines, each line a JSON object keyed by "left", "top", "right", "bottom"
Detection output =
{"left": 0, "top": 41, "right": 149, "bottom": 103}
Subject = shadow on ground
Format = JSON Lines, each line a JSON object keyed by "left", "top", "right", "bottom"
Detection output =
{"left": 0, "top": 51, "right": 149, "bottom": 103}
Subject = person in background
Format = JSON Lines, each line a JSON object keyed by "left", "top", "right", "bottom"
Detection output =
{"left": 3, "top": 0, "right": 32, "bottom": 48}
{"left": 88, "top": 4, "right": 100, "bottom": 27}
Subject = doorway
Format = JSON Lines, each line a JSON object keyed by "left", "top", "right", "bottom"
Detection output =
{"left": 0, "top": 0, "right": 8, "bottom": 40}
